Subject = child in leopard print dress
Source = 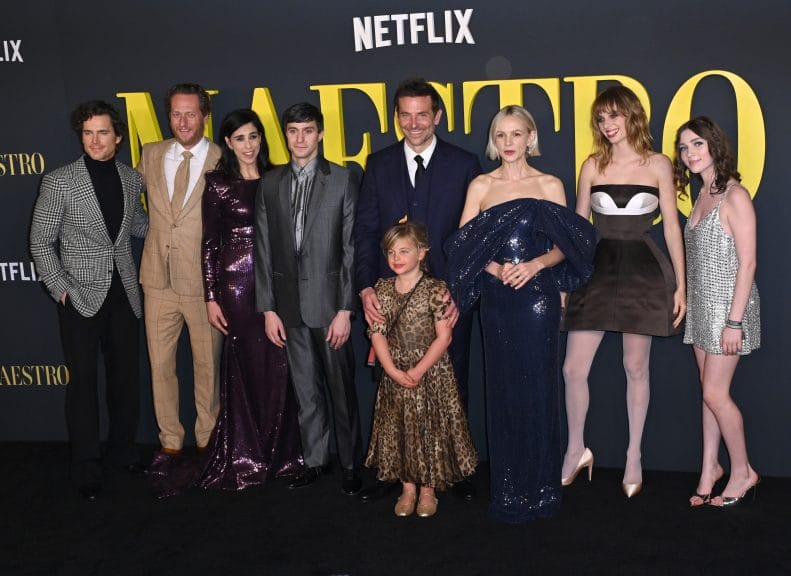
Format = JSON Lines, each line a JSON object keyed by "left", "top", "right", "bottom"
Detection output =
{"left": 365, "top": 222, "right": 477, "bottom": 518}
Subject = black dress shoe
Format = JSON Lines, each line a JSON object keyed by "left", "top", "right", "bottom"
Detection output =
{"left": 287, "top": 466, "right": 322, "bottom": 489}
{"left": 78, "top": 483, "right": 101, "bottom": 501}
{"left": 452, "top": 478, "right": 476, "bottom": 501}
{"left": 341, "top": 469, "right": 362, "bottom": 495}
{"left": 358, "top": 479, "right": 398, "bottom": 501}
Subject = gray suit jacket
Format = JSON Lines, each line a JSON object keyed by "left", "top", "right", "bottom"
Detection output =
{"left": 29, "top": 156, "right": 148, "bottom": 317}
{"left": 255, "top": 157, "right": 358, "bottom": 328}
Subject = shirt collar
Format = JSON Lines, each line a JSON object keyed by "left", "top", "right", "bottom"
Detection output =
{"left": 171, "top": 136, "right": 210, "bottom": 161}
{"left": 291, "top": 156, "right": 319, "bottom": 177}
{"left": 403, "top": 135, "right": 437, "bottom": 166}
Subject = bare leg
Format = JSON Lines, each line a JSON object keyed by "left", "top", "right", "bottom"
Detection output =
{"left": 562, "top": 330, "right": 605, "bottom": 479}
{"left": 691, "top": 345, "right": 724, "bottom": 504}
{"left": 622, "top": 333, "right": 652, "bottom": 485}
{"left": 697, "top": 347, "right": 758, "bottom": 503}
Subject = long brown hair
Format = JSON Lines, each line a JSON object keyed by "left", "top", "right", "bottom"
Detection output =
{"left": 591, "top": 85, "right": 653, "bottom": 173}
{"left": 673, "top": 116, "right": 740, "bottom": 200}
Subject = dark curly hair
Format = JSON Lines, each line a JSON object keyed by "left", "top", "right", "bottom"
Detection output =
{"left": 673, "top": 116, "right": 740, "bottom": 200}
{"left": 70, "top": 100, "right": 126, "bottom": 147}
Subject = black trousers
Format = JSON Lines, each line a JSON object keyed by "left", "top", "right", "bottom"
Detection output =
{"left": 58, "top": 276, "right": 140, "bottom": 486}
{"left": 449, "top": 311, "right": 473, "bottom": 408}
{"left": 284, "top": 324, "right": 361, "bottom": 470}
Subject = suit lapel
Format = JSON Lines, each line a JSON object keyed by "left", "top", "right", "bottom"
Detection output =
{"left": 388, "top": 144, "right": 411, "bottom": 224}
{"left": 73, "top": 157, "right": 112, "bottom": 244}
{"left": 116, "top": 162, "right": 135, "bottom": 247}
{"left": 180, "top": 142, "right": 218, "bottom": 218}
{"left": 423, "top": 138, "right": 448, "bottom": 228}
{"left": 302, "top": 160, "right": 330, "bottom": 246}
{"left": 277, "top": 168, "right": 298, "bottom": 252}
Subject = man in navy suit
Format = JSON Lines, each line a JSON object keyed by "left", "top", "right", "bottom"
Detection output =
{"left": 354, "top": 78, "right": 481, "bottom": 500}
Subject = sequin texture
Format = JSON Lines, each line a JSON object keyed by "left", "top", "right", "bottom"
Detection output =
{"left": 446, "top": 198, "right": 595, "bottom": 522}
{"left": 684, "top": 193, "right": 760, "bottom": 355}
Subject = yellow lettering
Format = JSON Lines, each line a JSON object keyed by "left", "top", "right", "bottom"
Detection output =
{"left": 662, "top": 70, "right": 765, "bottom": 216}
{"left": 393, "top": 81, "right": 456, "bottom": 140}
{"left": 310, "top": 82, "right": 388, "bottom": 170}
{"left": 462, "top": 78, "right": 562, "bottom": 136}
{"left": 116, "top": 90, "right": 219, "bottom": 167}
{"left": 115, "top": 92, "right": 163, "bottom": 167}
{"left": 250, "top": 88, "right": 289, "bottom": 165}
{"left": 563, "top": 75, "right": 651, "bottom": 190}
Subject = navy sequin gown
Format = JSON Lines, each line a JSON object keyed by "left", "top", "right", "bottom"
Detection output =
{"left": 198, "top": 172, "right": 303, "bottom": 490}
{"left": 446, "top": 199, "right": 595, "bottom": 522}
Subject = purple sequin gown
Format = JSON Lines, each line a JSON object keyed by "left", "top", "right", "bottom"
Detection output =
{"left": 198, "top": 171, "right": 302, "bottom": 490}
{"left": 446, "top": 199, "right": 595, "bottom": 522}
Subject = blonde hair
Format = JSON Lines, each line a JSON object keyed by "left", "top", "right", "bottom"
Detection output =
{"left": 485, "top": 105, "right": 541, "bottom": 161}
{"left": 380, "top": 222, "right": 431, "bottom": 272}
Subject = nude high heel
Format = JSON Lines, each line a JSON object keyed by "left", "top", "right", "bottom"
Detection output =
{"left": 562, "top": 448, "right": 594, "bottom": 486}
{"left": 622, "top": 482, "right": 642, "bottom": 498}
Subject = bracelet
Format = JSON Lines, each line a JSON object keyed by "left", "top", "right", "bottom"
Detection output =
{"left": 725, "top": 319, "right": 743, "bottom": 329}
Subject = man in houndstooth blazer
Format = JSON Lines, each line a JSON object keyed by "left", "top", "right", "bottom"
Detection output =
{"left": 30, "top": 101, "right": 148, "bottom": 500}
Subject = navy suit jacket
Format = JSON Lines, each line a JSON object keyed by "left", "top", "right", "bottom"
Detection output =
{"left": 354, "top": 137, "right": 481, "bottom": 291}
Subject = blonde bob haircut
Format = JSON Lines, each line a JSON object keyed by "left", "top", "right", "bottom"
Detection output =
{"left": 485, "top": 105, "right": 541, "bottom": 161}
{"left": 380, "top": 221, "right": 431, "bottom": 272}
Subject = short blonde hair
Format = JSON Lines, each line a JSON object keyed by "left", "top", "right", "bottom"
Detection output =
{"left": 380, "top": 222, "right": 431, "bottom": 272}
{"left": 485, "top": 105, "right": 540, "bottom": 161}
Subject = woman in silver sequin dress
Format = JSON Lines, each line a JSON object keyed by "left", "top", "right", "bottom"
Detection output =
{"left": 675, "top": 116, "right": 760, "bottom": 507}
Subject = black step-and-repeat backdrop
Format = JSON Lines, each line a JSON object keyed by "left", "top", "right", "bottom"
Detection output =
{"left": 2, "top": 0, "right": 788, "bottom": 475}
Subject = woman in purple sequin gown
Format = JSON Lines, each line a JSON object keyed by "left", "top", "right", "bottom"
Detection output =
{"left": 446, "top": 106, "right": 595, "bottom": 522}
{"left": 198, "top": 109, "right": 302, "bottom": 490}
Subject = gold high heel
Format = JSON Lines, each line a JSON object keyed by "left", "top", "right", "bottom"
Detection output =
{"left": 561, "top": 448, "right": 594, "bottom": 486}
{"left": 622, "top": 482, "right": 642, "bottom": 498}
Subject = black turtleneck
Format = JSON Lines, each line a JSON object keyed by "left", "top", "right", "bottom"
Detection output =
{"left": 84, "top": 154, "right": 123, "bottom": 242}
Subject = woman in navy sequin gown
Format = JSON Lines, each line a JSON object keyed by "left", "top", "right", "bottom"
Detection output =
{"left": 446, "top": 106, "right": 595, "bottom": 522}
{"left": 198, "top": 109, "right": 302, "bottom": 490}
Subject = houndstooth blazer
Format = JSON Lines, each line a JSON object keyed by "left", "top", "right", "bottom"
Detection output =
{"left": 29, "top": 156, "right": 148, "bottom": 318}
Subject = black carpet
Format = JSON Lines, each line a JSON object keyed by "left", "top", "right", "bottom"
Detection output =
{"left": 2, "top": 443, "right": 789, "bottom": 576}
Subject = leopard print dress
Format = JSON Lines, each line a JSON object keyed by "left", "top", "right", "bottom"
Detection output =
{"left": 365, "top": 276, "right": 477, "bottom": 490}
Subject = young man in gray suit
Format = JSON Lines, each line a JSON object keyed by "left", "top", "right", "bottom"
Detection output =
{"left": 255, "top": 102, "right": 362, "bottom": 494}
{"left": 30, "top": 101, "right": 148, "bottom": 500}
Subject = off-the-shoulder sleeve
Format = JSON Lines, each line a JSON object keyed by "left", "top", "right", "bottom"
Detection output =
{"left": 445, "top": 199, "right": 596, "bottom": 314}
{"left": 534, "top": 202, "right": 596, "bottom": 292}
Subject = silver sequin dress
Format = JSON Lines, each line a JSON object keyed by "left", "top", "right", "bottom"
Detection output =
{"left": 683, "top": 191, "right": 760, "bottom": 355}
